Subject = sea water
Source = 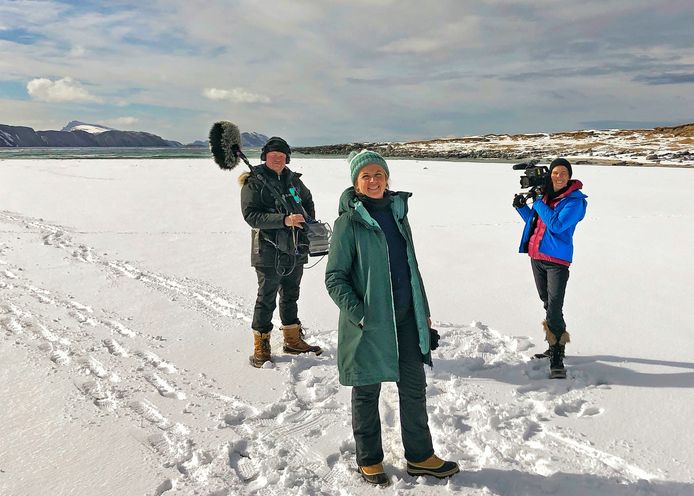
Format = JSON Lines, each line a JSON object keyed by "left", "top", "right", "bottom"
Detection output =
{"left": 0, "top": 147, "right": 261, "bottom": 160}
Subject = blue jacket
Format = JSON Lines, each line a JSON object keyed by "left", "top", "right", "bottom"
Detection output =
{"left": 516, "top": 181, "right": 587, "bottom": 263}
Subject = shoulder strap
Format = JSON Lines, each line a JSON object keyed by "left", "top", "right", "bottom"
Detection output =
{"left": 251, "top": 167, "right": 309, "bottom": 218}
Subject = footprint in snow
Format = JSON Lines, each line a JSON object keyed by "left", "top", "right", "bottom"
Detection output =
{"left": 136, "top": 350, "right": 177, "bottom": 373}
{"left": 129, "top": 399, "right": 172, "bottom": 430}
{"left": 103, "top": 338, "right": 128, "bottom": 357}
{"left": 50, "top": 349, "right": 71, "bottom": 366}
{"left": 79, "top": 356, "right": 109, "bottom": 378}
{"left": 104, "top": 319, "right": 136, "bottom": 338}
{"left": 77, "top": 379, "right": 116, "bottom": 410}
{"left": 145, "top": 373, "right": 186, "bottom": 400}
{"left": 229, "top": 447, "right": 260, "bottom": 482}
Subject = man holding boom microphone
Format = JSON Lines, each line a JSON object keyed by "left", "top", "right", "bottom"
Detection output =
{"left": 239, "top": 137, "right": 323, "bottom": 367}
{"left": 513, "top": 158, "right": 587, "bottom": 379}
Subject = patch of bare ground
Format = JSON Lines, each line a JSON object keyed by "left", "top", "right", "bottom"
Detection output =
{"left": 654, "top": 123, "right": 694, "bottom": 137}
{"left": 508, "top": 133, "right": 547, "bottom": 140}
{"left": 573, "top": 143, "right": 604, "bottom": 150}
{"left": 551, "top": 131, "right": 597, "bottom": 140}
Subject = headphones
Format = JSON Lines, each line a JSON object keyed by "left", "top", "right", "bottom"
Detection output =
{"left": 261, "top": 137, "right": 291, "bottom": 164}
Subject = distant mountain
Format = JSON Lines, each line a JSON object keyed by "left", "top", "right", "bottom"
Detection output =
{"left": 61, "top": 120, "right": 115, "bottom": 134}
{"left": 242, "top": 132, "right": 269, "bottom": 148}
{"left": 0, "top": 125, "right": 46, "bottom": 147}
{"left": 186, "top": 132, "right": 270, "bottom": 149}
{"left": 0, "top": 121, "right": 268, "bottom": 149}
{"left": 0, "top": 122, "right": 181, "bottom": 148}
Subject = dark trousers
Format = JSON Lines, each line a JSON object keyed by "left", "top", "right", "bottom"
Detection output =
{"left": 251, "top": 265, "right": 303, "bottom": 333}
{"left": 351, "top": 307, "right": 434, "bottom": 466}
{"left": 531, "top": 258, "right": 570, "bottom": 339}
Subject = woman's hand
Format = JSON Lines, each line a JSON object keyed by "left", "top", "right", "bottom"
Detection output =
{"left": 284, "top": 213, "right": 305, "bottom": 228}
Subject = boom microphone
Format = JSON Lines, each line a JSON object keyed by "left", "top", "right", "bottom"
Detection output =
{"left": 209, "top": 121, "right": 250, "bottom": 170}
{"left": 512, "top": 159, "right": 540, "bottom": 170}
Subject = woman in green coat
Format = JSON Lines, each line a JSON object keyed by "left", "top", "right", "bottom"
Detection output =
{"left": 325, "top": 150, "right": 459, "bottom": 486}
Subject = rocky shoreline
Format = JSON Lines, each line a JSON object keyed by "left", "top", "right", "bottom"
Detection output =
{"left": 294, "top": 123, "right": 694, "bottom": 167}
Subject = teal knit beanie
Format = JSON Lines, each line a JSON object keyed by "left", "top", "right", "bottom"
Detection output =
{"left": 348, "top": 149, "right": 389, "bottom": 184}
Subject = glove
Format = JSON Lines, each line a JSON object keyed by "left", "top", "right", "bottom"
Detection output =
{"left": 429, "top": 328, "right": 440, "bottom": 351}
{"left": 512, "top": 194, "right": 526, "bottom": 208}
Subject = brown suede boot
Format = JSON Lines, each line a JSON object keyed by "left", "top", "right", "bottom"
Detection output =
{"left": 406, "top": 454, "right": 460, "bottom": 479}
{"left": 542, "top": 320, "right": 570, "bottom": 346}
{"left": 357, "top": 463, "right": 389, "bottom": 486}
{"left": 249, "top": 330, "right": 272, "bottom": 368}
{"left": 281, "top": 324, "right": 322, "bottom": 355}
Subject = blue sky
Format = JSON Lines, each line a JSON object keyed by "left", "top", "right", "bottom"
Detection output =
{"left": 1, "top": 0, "right": 693, "bottom": 145}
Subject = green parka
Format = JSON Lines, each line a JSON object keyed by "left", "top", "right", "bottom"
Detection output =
{"left": 325, "top": 187, "right": 431, "bottom": 386}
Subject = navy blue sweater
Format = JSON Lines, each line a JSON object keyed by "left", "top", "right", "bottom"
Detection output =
{"left": 361, "top": 195, "right": 413, "bottom": 313}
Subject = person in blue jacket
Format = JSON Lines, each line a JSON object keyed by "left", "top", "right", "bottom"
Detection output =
{"left": 513, "top": 158, "right": 587, "bottom": 376}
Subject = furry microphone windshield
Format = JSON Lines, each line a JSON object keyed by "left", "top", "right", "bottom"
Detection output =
{"left": 209, "top": 121, "right": 243, "bottom": 170}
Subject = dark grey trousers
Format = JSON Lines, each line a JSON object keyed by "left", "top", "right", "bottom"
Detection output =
{"left": 531, "top": 258, "right": 570, "bottom": 339}
{"left": 351, "top": 308, "right": 434, "bottom": 466}
{"left": 251, "top": 265, "right": 303, "bottom": 332}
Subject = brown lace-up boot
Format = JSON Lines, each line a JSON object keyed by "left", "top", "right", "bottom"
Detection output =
{"left": 281, "top": 324, "right": 323, "bottom": 355}
{"left": 406, "top": 454, "right": 460, "bottom": 479}
{"left": 249, "top": 330, "right": 272, "bottom": 368}
{"left": 357, "top": 463, "right": 389, "bottom": 486}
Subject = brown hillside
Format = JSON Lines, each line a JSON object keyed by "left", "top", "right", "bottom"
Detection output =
{"left": 654, "top": 123, "right": 694, "bottom": 137}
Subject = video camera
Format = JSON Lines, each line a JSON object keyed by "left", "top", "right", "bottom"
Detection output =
{"left": 512, "top": 159, "right": 549, "bottom": 207}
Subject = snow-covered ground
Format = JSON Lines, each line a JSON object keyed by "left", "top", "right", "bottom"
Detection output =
{"left": 1, "top": 158, "right": 692, "bottom": 496}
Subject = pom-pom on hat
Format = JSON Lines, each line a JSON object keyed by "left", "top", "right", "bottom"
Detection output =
{"left": 348, "top": 149, "right": 389, "bottom": 184}
{"left": 549, "top": 157, "right": 572, "bottom": 178}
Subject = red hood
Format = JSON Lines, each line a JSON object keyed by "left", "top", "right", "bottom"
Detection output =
{"left": 555, "top": 179, "right": 583, "bottom": 199}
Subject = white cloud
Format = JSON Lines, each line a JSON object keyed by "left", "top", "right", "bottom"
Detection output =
{"left": 2, "top": 1, "right": 692, "bottom": 143}
{"left": 69, "top": 45, "right": 87, "bottom": 57}
{"left": 202, "top": 87, "right": 271, "bottom": 104}
{"left": 380, "top": 37, "right": 444, "bottom": 54}
{"left": 26, "top": 77, "right": 101, "bottom": 103}
{"left": 103, "top": 116, "right": 139, "bottom": 127}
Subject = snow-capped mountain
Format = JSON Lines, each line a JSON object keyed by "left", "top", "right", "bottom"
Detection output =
{"left": 0, "top": 122, "right": 180, "bottom": 147}
{"left": 0, "top": 121, "right": 268, "bottom": 149}
{"left": 187, "top": 132, "right": 270, "bottom": 149}
{"left": 242, "top": 132, "right": 269, "bottom": 148}
{"left": 61, "top": 120, "right": 116, "bottom": 134}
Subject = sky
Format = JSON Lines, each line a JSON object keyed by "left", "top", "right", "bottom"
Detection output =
{"left": 1, "top": 0, "right": 694, "bottom": 145}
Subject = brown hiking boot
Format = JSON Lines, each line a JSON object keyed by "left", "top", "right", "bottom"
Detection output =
{"left": 406, "top": 454, "right": 460, "bottom": 479}
{"left": 357, "top": 463, "right": 389, "bottom": 486}
{"left": 249, "top": 330, "right": 272, "bottom": 368}
{"left": 281, "top": 324, "right": 322, "bottom": 355}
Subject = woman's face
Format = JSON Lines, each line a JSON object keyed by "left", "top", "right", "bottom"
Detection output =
{"left": 265, "top": 151, "right": 287, "bottom": 174}
{"left": 356, "top": 164, "right": 388, "bottom": 199}
{"left": 551, "top": 166, "right": 570, "bottom": 191}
